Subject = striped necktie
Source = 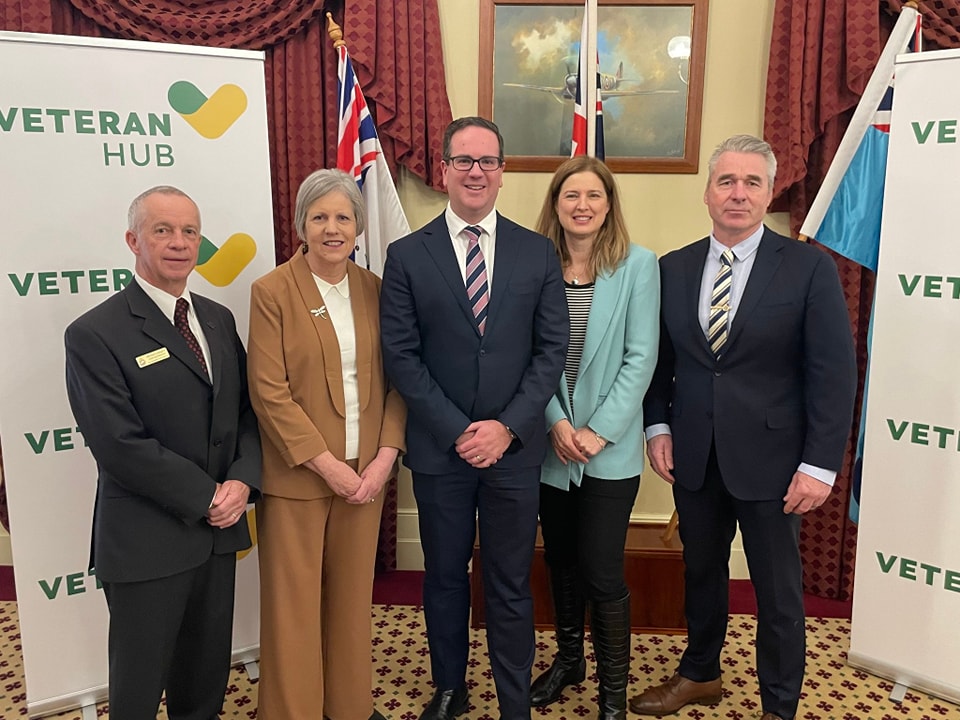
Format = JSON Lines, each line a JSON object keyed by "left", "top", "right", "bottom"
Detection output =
{"left": 464, "top": 225, "right": 489, "bottom": 335}
{"left": 707, "top": 249, "right": 734, "bottom": 357}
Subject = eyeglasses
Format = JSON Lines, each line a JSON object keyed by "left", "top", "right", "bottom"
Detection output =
{"left": 445, "top": 155, "right": 503, "bottom": 172}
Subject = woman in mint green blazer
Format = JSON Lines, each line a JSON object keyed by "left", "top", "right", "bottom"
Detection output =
{"left": 531, "top": 156, "right": 660, "bottom": 720}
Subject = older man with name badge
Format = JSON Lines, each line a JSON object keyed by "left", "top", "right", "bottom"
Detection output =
{"left": 64, "top": 185, "right": 261, "bottom": 720}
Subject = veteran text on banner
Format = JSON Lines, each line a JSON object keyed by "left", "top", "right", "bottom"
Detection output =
{"left": 850, "top": 46, "right": 960, "bottom": 705}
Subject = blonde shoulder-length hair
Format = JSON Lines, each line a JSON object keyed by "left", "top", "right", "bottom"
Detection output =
{"left": 535, "top": 155, "right": 631, "bottom": 279}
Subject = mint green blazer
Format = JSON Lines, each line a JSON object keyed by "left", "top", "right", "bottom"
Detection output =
{"left": 541, "top": 243, "right": 660, "bottom": 490}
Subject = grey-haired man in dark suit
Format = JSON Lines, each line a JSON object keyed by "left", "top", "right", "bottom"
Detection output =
{"left": 633, "top": 135, "right": 857, "bottom": 720}
{"left": 65, "top": 186, "right": 261, "bottom": 720}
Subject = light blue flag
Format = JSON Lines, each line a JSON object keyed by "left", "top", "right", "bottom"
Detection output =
{"left": 798, "top": 6, "right": 920, "bottom": 523}
{"left": 816, "top": 123, "right": 889, "bottom": 272}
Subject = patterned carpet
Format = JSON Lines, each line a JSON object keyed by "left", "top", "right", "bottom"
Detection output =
{"left": 0, "top": 602, "right": 955, "bottom": 720}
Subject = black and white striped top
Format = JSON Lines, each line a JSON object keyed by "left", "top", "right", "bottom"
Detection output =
{"left": 564, "top": 281, "right": 595, "bottom": 409}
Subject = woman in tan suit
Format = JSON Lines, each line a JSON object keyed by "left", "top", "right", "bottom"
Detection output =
{"left": 248, "top": 169, "right": 406, "bottom": 720}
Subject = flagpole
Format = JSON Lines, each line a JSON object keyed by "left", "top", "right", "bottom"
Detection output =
{"left": 326, "top": 11, "right": 345, "bottom": 48}
{"left": 585, "top": 0, "right": 598, "bottom": 157}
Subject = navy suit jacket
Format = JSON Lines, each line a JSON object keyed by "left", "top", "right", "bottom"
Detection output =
{"left": 380, "top": 213, "right": 568, "bottom": 474}
{"left": 643, "top": 228, "right": 857, "bottom": 500}
{"left": 65, "top": 281, "right": 262, "bottom": 583}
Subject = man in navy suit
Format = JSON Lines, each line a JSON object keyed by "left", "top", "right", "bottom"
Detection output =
{"left": 380, "top": 117, "right": 568, "bottom": 720}
{"left": 65, "top": 186, "right": 261, "bottom": 720}
{"left": 630, "top": 135, "right": 856, "bottom": 720}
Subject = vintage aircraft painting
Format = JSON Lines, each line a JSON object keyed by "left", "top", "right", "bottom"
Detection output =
{"left": 503, "top": 59, "right": 679, "bottom": 103}
{"left": 491, "top": 4, "right": 694, "bottom": 159}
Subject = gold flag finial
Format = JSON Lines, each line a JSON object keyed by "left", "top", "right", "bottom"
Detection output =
{"left": 326, "top": 12, "right": 345, "bottom": 49}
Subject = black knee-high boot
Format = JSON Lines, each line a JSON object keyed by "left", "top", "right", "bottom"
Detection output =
{"left": 530, "top": 566, "right": 586, "bottom": 706}
{"left": 590, "top": 593, "right": 631, "bottom": 720}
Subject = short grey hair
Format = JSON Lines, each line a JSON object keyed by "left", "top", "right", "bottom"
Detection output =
{"left": 294, "top": 168, "right": 365, "bottom": 243}
{"left": 707, "top": 134, "right": 777, "bottom": 188}
{"left": 128, "top": 186, "right": 197, "bottom": 234}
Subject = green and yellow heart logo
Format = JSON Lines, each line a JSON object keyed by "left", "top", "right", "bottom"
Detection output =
{"left": 168, "top": 80, "right": 247, "bottom": 139}
{"left": 195, "top": 233, "right": 257, "bottom": 287}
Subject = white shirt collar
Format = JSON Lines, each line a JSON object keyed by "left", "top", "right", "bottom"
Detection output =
{"left": 445, "top": 204, "right": 497, "bottom": 242}
{"left": 133, "top": 273, "right": 195, "bottom": 322}
{"left": 313, "top": 271, "right": 351, "bottom": 299}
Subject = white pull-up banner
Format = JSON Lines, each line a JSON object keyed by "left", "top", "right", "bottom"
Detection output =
{"left": 0, "top": 32, "right": 275, "bottom": 716}
{"left": 851, "top": 47, "right": 960, "bottom": 704}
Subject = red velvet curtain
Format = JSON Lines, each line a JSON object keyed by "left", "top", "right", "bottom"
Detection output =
{"left": 0, "top": 0, "right": 454, "bottom": 569}
{"left": 764, "top": 1, "right": 960, "bottom": 600}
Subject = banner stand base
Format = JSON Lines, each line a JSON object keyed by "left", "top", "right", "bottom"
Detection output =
{"left": 889, "top": 683, "right": 907, "bottom": 704}
{"left": 243, "top": 660, "right": 260, "bottom": 681}
{"left": 81, "top": 704, "right": 97, "bottom": 720}
{"left": 849, "top": 651, "right": 960, "bottom": 705}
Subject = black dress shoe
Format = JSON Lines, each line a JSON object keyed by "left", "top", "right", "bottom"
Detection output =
{"left": 419, "top": 686, "right": 469, "bottom": 720}
{"left": 370, "top": 711, "right": 389, "bottom": 720}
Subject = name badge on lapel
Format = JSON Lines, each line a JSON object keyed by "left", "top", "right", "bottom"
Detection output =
{"left": 136, "top": 347, "right": 170, "bottom": 368}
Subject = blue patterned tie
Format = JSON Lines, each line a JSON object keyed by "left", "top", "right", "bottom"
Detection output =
{"left": 707, "top": 249, "right": 734, "bottom": 357}
{"left": 464, "top": 225, "right": 489, "bottom": 335}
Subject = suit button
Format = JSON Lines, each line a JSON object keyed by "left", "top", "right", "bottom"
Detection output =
{"left": 714, "top": 371, "right": 721, "bottom": 377}
{"left": 213, "top": 440, "right": 222, "bottom": 447}
{"left": 479, "top": 349, "right": 486, "bottom": 357}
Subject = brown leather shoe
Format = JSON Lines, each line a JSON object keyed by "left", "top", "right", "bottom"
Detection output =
{"left": 760, "top": 714, "right": 784, "bottom": 720}
{"left": 627, "top": 673, "right": 722, "bottom": 715}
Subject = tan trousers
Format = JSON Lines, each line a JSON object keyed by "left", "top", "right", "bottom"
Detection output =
{"left": 257, "top": 487, "right": 383, "bottom": 720}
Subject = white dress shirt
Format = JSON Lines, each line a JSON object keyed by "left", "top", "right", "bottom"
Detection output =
{"left": 134, "top": 274, "right": 212, "bottom": 382}
{"left": 445, "top": 204, "right": 497, "bottom": 291}
{"left": 313, "top": 272, "right": 360, "bottom": 461}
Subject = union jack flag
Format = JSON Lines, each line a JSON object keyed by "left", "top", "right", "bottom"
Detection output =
{"left": 337, "top": 44, "right": 410, "bottom": 276}
{"left": 571, "top": 0, "right": 604, "bottom": 159}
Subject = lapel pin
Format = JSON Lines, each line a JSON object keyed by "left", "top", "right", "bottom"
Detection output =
{"left": 310, "top": 306, "right": 328, "bottom": 319}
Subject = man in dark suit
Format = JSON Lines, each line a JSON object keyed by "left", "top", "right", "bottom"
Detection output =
{"left": 630, "top": 135, "right": 857, "bottom": 720}
{"left": 64, "top": 186, "right": 261, "bottom": 720}
{"left": 380, "top": 117, "right": 568, "bottom": 720}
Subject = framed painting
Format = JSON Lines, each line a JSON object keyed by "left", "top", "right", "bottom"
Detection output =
{"left": 478, "top": 0, "right": 708, "bottom": 172}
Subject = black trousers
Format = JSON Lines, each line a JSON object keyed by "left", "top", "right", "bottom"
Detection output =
{"left": 102, "top": 552, "right": 236, "bottom": 720}
{"left": 414, "top": 465, "right": 541, "bottom": 720}
{"left": 538, "top": 474, "right": 640, "bottom": 602}
{"left": 673, "top": 445, "right": 804, "bottom": 720}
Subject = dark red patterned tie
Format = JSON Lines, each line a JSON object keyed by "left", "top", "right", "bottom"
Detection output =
{"left": 174, "top": 298, "right": 209, "bottom": 376}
